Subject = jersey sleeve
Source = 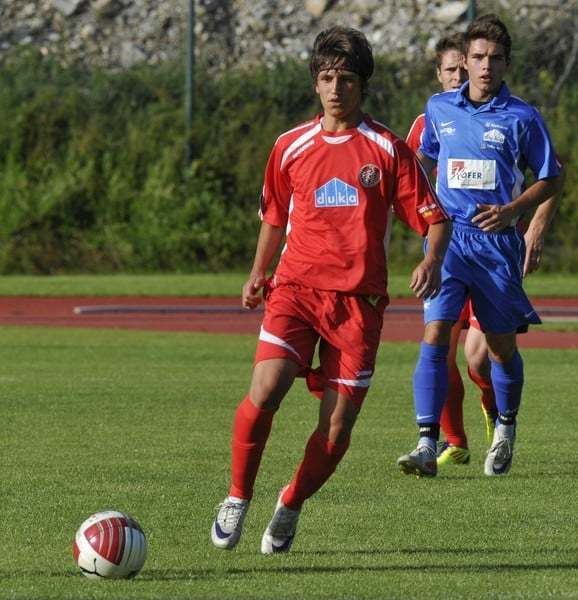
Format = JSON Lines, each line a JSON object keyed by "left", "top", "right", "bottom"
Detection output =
{"left": 392, "top": 139, "right": 448, "bottom": 236}
{"left": 405, "top": 114, "right": 425, "bottom": 153}
{"left": 259, "top": 141, "right": 292, "bottom": 227}
{"left": 520, "top": 108, "right": 561, "bottom": 181}
{"left": 419, "top": 100, "right": 440, "bottom": 161}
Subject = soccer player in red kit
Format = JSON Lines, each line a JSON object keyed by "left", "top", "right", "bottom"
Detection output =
{"left": 406, "top": 34, "right": 499, "bottom": 466}
{"left": 210, "top": 26, "right": 451, "bottom": 554}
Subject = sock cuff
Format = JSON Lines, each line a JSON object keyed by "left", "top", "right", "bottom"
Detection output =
{"left": 489, "top": 350, "right": 523, "bottom": 370}
{"left": 420, "top": 341, "right": 449, "bottom": 360}
{"left": 310, "top": 429, "right": 350, "bottom": 457}
{"left": 239, "top": 395, "right": 275, "bottom": 420}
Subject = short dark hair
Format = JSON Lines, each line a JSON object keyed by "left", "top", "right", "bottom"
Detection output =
{"left": 465, "top": 14, "right": 511, "bottom": 63}
{"left": 434, "top": 33, "right": 464, "bottom": 67}
{"left": 309, "top": 26, "right": 374, "bottom": 96}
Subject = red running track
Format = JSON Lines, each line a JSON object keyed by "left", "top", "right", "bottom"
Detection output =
{"left": 0, "top": 296, "right": 576, "bottom": 349}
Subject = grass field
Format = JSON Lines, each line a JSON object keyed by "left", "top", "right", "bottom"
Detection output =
{"left": 1, "top": 326, "right": 577, "bottom": 599}
{"left": 0, "top": 272, "right": 576, "bottom": 298}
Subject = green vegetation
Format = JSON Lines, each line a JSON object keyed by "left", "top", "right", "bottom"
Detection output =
{"left": 1, "top": 326, "right": 576, "bottom": 599}
{"left": 0, "top": 41, "right": 576, "bottom": 274}
{"left": 0, "top": 271, "right": 575, "bottom": 297}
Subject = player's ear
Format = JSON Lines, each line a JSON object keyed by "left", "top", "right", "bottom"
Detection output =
{"left": 436, "top": 68, "right": 442, "bottom": 84}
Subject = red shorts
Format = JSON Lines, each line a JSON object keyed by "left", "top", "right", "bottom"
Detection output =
{"left": 457, "top": 298, "right": 481, "bottom": 331}
{"left": 255, "top": 282, "right": 387, "bottom": 406}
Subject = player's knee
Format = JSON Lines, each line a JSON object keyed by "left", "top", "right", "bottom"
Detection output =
{"left": 249, "top": 359, "right": 298, "bottom": 409}
{"left": 423, "top": 320, "right": 453, "bottom": 345}
{"left": 326, "top": 416, "right": 356, "bottom": 444}
{"left": 485, "top": 334, "right": 517, "bottom": 363}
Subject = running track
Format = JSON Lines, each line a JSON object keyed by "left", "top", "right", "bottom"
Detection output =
{"left": 0, "top": 296, "right": 576, "bottom": 349}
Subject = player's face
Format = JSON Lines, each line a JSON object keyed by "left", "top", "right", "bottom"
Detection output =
{"left": 315, "top": 67, "right": 363, "bottom": 128}
{"left": 436, "top": 49, "right": 466, "bottom": 91}
{"left": 464, "top": 38, "right": 508, "bottom": 102}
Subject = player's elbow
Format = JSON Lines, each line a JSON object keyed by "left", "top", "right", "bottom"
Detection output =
{"left": 544, "top": 172, "right": 564, "bottom": 197}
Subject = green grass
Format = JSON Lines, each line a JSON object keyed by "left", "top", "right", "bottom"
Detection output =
{"left": 540, "top": 320, "right": 578, "bottom": 332}
{"left": 0, "top": 272, "right": 576, "bottom": 297}
{"left": 0, "top": 326, "right": 577, "bottom": 599}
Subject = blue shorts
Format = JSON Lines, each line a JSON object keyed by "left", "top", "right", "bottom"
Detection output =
{"left": 424, "top": 223, "right": 541, "bottom": 334}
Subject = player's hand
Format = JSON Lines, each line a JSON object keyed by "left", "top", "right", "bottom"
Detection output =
{"left": 523, "top": 228, "right": 545, "bottom": 276}
{"left": 471, "top": 203, "right": 514, "bottom": 232}
{"left": 242, "top": 273, "right": 266, "bottom": 309}
{"left": 410, "top": 258, "right": 442, "bottom": 299}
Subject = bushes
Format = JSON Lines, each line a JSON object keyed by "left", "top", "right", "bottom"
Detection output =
{"left": 0, "top": 49, "right": 576, "bottom": 273}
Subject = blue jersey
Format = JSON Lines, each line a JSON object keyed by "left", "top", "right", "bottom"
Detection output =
{"left": 420, "top": 81, "right": 560, "bottom": 225}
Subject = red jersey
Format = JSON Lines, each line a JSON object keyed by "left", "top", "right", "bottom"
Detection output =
{"left": 260, "top": 114, "right": 447, "bottom": 296}
{"left": 406, "top": 113, "right": 425, "bottom": 154}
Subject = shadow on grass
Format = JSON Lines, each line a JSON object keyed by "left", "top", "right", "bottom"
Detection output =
{"left": 3, "top": 547, "right": 576, "bottom": 581}
{"left": 136, "top": 561, "right": 578, "bottom": 581}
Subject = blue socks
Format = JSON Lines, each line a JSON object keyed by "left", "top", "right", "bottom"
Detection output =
{"left": 490, "top": 350, "right": 524, "bottom": 425}
{"left": 413, "top": 341, "right": 449, "bottom": 436}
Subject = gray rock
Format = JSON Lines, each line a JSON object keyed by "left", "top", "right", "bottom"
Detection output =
{"left": 119, "top": 40, "right": 146, "bottom": 68}
{"left": 305, "top": 0, "right": 332, "bottom": 18}
{"left": 93, "top": 0, "right": 123, "bottom": 18}
{"left": 52, "top": 0, "right": 85, "bottom": 17}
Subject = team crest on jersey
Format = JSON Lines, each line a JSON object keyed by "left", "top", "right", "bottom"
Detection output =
{"left": 483, "top": 129, "right": 505, "bottom": 144}
{"left": 358, "top": 164, "right": 381, "bottom": 188}
{"left": 314, "top": 178, "right": 359, "bottom": 207}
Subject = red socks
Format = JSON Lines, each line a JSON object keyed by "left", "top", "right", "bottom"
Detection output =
{"left": 229, "top": 395, "right": 275, "bottom": 500}
{"left": 281, "top": 429, "right": 349, "bottom": 510}
{"left": 440, "top": 362, "right": 468, "bottom": 448}
{"left": 228, "top": 398, "right": 350, "bottom": 509}
{"left": 467, "top": 366, "right": 497, "bottom": 416}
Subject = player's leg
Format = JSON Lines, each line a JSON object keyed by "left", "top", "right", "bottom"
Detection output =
{"left": 261, "top": 387, "right": 359, "bottom": 554}
{"left": 467, "top": 228, "right": 539, "bottom": 476}
{"left": 483, "top": 332, "right": 521, "bottom": 476}
{"left": 398, "top": 238, "right": 469, "bottom": 476}
{"left": 261, "top": 292, "right": 380, "bottom": 553}
{"left": 398, "top": 318, "right": 454, "bottom": 476}
{"left": 212, "top": 285, "right": 317, "bottom": 550}
{"left": 463, "top": 322, "right": 497, "bottom": 443}
{"left": 438, "top": 318, "right": 470, "bottom": 466}
{"left": 211, "top": 358, "right": 300, "bottom": 550}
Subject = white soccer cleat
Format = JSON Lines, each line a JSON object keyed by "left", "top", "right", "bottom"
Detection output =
{"left": 397, "top": 444, "right": 437, "bottom": 477}
{"left": 211, "top": 496, "right": 249, "bottom": 549}
{"left": 261, "top": 488, "right": 301, "bottom": 555}
{"left": 484, "top": 423, "right": 516, "bottom": 476}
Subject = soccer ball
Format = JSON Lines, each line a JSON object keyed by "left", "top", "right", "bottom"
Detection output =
{"left": 73, "top": 510, "right": 147, "bottom": 579}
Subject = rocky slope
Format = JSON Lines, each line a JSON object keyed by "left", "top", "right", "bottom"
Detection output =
{"left": 0, "top": 0, "right": 576, "bottom": 73}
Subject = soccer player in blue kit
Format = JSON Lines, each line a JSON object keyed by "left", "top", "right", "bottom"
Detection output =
{"left": 397, "top": 14, "right": 563, "bottom": 477}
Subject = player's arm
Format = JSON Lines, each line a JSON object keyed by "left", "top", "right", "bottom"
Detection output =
{"left": 392, "top": 138, "right": 451, "bottom": 299}
{"left": 523, "top": 164, "right": 564, "bottom": 275}
{"left": 242, "top": 222, "right": 285, "bottom": 309}
{"left": 410, "top": 220, "right": 452, "bottom": 299}
{"left": 522, "top": 195, "right": 558, "bottom": 276}
{"left": 472, "top": 175, "right": 563, "bottom": 233}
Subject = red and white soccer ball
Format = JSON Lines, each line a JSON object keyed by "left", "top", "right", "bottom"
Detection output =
{"left": 73, "top": 510, "right": 147, "bottom": 579}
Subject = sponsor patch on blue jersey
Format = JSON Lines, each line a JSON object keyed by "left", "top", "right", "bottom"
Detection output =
{"left": 314, "top": 178, "right": 359, "bottom": 207}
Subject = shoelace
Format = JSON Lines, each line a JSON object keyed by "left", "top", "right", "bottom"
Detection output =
{"left": 493, "top": 438, "right": 512, "bottom": 461}
{"left": 417, "top": 446, "right": 436, "bottom": 459}
{"left": 217, "top": 501, "right": 245, "bottom": 529}
{"left": 270, "top": 507, "right": 298, "bottom": 537}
